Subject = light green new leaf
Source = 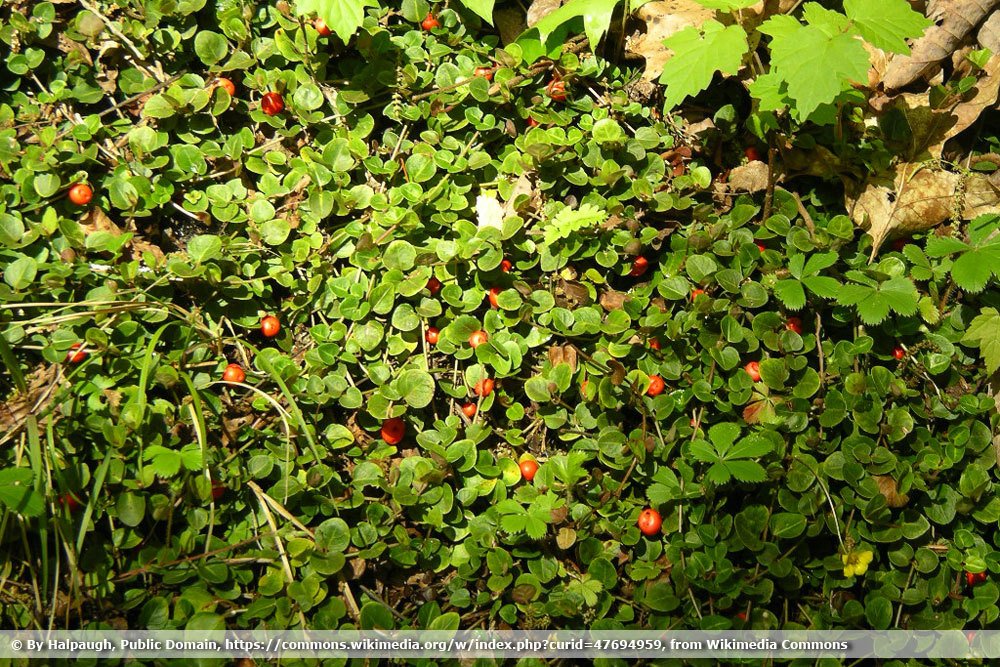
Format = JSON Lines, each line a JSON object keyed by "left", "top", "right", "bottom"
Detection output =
{"left": 660, "top": 21, "right": 748, "bottom": 109}
{"left": 749, "top": 72, "right": 789, "bottom": 112}
{"left": 544, "top": 203, "right": 606, "bottom": 245}
{"left": 952, "top": 245, "right": 1000, "bottom": 293}
{"left": 963, "top": 308, "right": 1000, "bottom": 373}
{"left": 295, "top": 0, "right": 376, "bottom": 44}
{"left": 532, "top": 0, "right": 616, "bottom": 52}
{"left": 459, "top": 0, "right": 495, "bottom": 24}
{"left": 760, "top": 19, "right": 869, "bottom": 118}
{"left": 844, "top": 0, "right": 931, "bottom": 54}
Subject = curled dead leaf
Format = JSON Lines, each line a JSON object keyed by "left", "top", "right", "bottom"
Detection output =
{"left": 599, "top": 289, "right": 629, "bottom": 311}
{"left": 727, "top": 160, "right": 770, "bottom": 193}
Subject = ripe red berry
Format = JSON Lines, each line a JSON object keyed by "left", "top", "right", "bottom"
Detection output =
{"left": 785, "top": 316, "right": 803, "bottom": 334}
{"left": 893, "top": 346, "right": 905, "bottom": 360}
{"left": 744, "top": 361, "right": 761, "bottom": 382}
{"left": 546, "top": 79, "right": 567, "bottom": 102}
{"left": 314, "top": 18, "right": 331, "bottom": 36}
{"left": 744, "top": 146, "right": 761, "bottom": 161}
{"left": 488, "top": 286, "right": 501, "bottom": 309}
{"left": 217, "top": 77, "right": 236, "bottom": 96}
{"left": 757, "top": 243, "right": 766, "bottom": 253}
{"left": 461, "top": 402, "right": 478, "bottom": 418}
{"left": 474, "top": 377, "right": 495, "bottom": 397}
{"left": 421, "top": 12, "right": 440, "bottom": 30}
{"left": 691, "top": 288, "right": 705, "bottom": 300}
{"left": 223, "top": 363, "right": 246, "bottom": 383}
{"left": 967, "top": 571, "right": 988, "bottom": 587}
{"left": 648, "top": 338, "right": 661, "bottom": 350}
{"left": 527, "top": 117, "right": 539, "bottom": 128}
{"left": 58, "top": 493, "right": 81, "bottom": 513}
{"left": 474, "top": 66, "right": 494, "bottom": 81}
{"left": 260, "top": 315, "right": 280, "bottom": 338}
{"left": 469, "top": 330, "right": 488, "bottom": 348}
{"left": 425, "top": 326, "right": 439, "bottom": 345}
{"left": 381, "top": 417, "right": 405, "bottom": 444}
{"left": 637, "top": 508, "right": 662, "bottom": 536}
{"left": 426, "top": 276, "right": 442, "bottom": 294}
{"left": 261, "top": 92, "right": 284, "bottom": 116}
{"left": 211, "top": 480, "right": 225, "bottom": 501}
{"left": 519, "top": 459, "right": 539, "bottom": 482}
{"left": 646, "top": 375, "right": 665, "bottom": 396}
{"left": 629, "top": 256, "right": 649, "bottom": 277}
{"left": 68, "top": 183, "right": 93, "bottom": 206}
{"left": 66, "top": 343, "right": 87, "bottom": 364}
{"left": 736, "top": 611, "right": 747, "bottom": 622}
{"left": 500, "top": 259, "right": 512, "bottom": 272}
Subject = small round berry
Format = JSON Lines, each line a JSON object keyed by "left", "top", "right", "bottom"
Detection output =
{"left": 427, "top": 276, "right": 442, "bottom": 294}
{"left": 474, "top": 377, "right": 495, "bottom": 397}
{"left": 500, "top": 259, "right": 512, "bottom": 272}
{"left": 314, "top": 18, "right": 331, "bottom": 36}
{"left": 66, "top": 343, "right": 87, "bottom": 364}
{"left": 223, "top": 363, "right": 246, "bottom": 383}
{"left": 68, "top": 183, "right": 93, "bottom": 206}
{"left": 425, "top": 327, "right": 439, "bottom": 345}
{"left": 474, "top": 66, "right": 494, "bottom": 81}
{"left": 744, "top": 146, "right": 761, "bottom": 161}
{"left": 546, "top": 79, "right": 567, "bottom": 102}
{"left": 469, "top": 330, "right": 488, "bottom": 348}
{"left": 646, "top": 375, "right": 665, "bottom": 396}
{"left": 421, "top": 12, "right": 440, "bottom": 30}
{"left": 519, "top": 459, "right": 539, "bottom": 482}
{"left": 261, "top": 92, "right": 285, "bottom": 116}
{"left": 488, "top": 287, "right": 501, "bottom": 309}
{"left": 785, "top": 317, "right": 803, "bottom": 335}
{"left": 260, "top": 315, "right": 280, "bottom": 338}
{"left": 637, "top": 508, "right": 662, "bottom": 536}
{"left": 629, "top": 256, "right": 649, "bottom": 277}
{"left": 744, "top": 361, "right": 761, "bottom": 382}
{"left": 216, "top": 78, "right": 236, "bottom": 96}
{"left": 691, "top": 288, "right": 705, "bottom": 301}
{"left": 461, "top": 402, "right": 477, "bottom": 418}
{"left": 893, "top": 346, "right": 905, "bottom": 360}
{"left": 381, "top": 417, "right": 406, "bottom": 444}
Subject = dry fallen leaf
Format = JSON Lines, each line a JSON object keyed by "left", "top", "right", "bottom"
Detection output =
{"left": 600, "top": 289, "right": 629, "bottom": 311}
{"left": 875, "top": 475, "right": 910, "bottom": 508}
{"left": 883, "top": 0, "right": 999, "bottom": 90}
{"left": 627, "top": 0, "right": 715, "bottom": 82}
{"left": 727, "top": 160, "right": 769, "bottom": 192}
{"left": 978, "top": 8, "right": 1000, "bottom": 51}
{"left": 494, "top": 6, "right": 527, "bottom": 45}
{"left": 527, "top": 0, "right": 563, "bottom": 27}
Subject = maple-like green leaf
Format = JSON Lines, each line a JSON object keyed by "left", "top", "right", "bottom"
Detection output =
{"left": 749, "top": 73, "right": 789, "bottom": 112}
{"left": 962, "top": 308, "right": 1000, "bottom": 374}
{"left": 774, "top": 279, "right": 806, "bottom": 310}
{"left": 836, "top": 277, "right": 919, "bottom": 325}
{"left": 660, "top": 21, "right": 748, "bottom": 109}
{"left": 458, "top": 0, "right": 495, "bottom": 24}
{"left": 844, "top": 0, "right": 932, "bottom": 54}
{"left": 952, "top": 245, "right": 1000, "bottom": 293}
{"left": 689, "top": 440, "right": 721, "bottom": 463}
{"left": 759, "top": 18, "right": 869, "bottom": 118}
{"left": 532, "top": 0, "right": 616, "bottom": 53}
{"left": 295, "top": 0, "right": 377, "bottom": 44}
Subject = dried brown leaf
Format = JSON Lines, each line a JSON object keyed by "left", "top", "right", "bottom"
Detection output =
{"left": 495, "top": 7, "right": 527, "bottom": 45}
{"left": 883, "top": 0, "right": 1000, "bottom": 90}
{"left": 599, "top": 289, "right": 629, "bottom": 311}
{"left": 978, "top": 9, "right": 1000, "bottom": 51}
{"left": 727, "top": 160, "right": 769, "bottom": 192}
{"left": 608, "top": 360, "right": 627, "bottom": 386}
{"left": 875, "top": 475, "right": 910, "bottom": 508}
{"left": 80, "top": 207, "right": 123, "bottom": 236}
{"left": 527, "top": 0, "right": 563, "bottom": 27}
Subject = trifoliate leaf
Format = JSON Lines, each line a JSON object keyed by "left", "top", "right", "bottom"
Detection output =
{"left": 844, "top": 0, "right": 932, "bottom": 54}
{"left": 660, "top": 21, "right": 748, "bottom": 109}
{"left": 774, "top": 279, "right": 807, "bottom": 310}
{"left": 962, "top": 307, "right": 1000, "bottom": 374}
{"left": 726, "top": 460, "right": 768, "bottom": 483}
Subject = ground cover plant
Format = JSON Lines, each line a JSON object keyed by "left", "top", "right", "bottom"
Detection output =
{"left": 2, "top": 0, "right": 1000, "bottom": 660}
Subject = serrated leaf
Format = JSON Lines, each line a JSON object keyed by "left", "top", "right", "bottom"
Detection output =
{"left": 803, "top": 252, "right": 838, "bottom": 275}
{"left": 759, "top": 18, "right": 869, "bottom": 118}
{"left": 532, "top": 0, "right": 616, "bottom": 53}
{"left": 802, "top": 275, "right": 841, "bottom": 298}
{"left": 925, "top": 235, "right": 969, "bottom": 257}
{"left": 705, "top": 463, "right": 732, "bottom": 485}
{"left": 952, "top": 245, "right": 1000, "bottom": 293}
{"left": 708, "top": 422, "right": 741, "bottom": 450}
{"left": 749, "top": 72, "right": 789, "bottom": 111}
{"left": 726, "top": 460, "right": 768, "bottom": 483}
{"left": 918, "top": 296, "right": 940, "bottom": 324}
{"left": 844, "top": 0, "right": 931, "bottom": 54}
{"left": 296, "top": 0, "right": 376, "bottom": 44}
{"left": 728, "top": 435, "right": 773, "bottom": 460}
{"left": 689, "top": 440, "right": 721, "bottom": 463}
{"left": 962, "top": 307, "right": 1000, "bottom": 373}
{"left": 544, "top": 203, "right": 607, "bottom": 245}
{"left": 774, "top": 279, "right": 806, "bottom": 310}
{"left": 660, "top": 21, "right": 748, "bottom": 108}
{"left": 836, "top": 277, "right": 918, "bottom": 325}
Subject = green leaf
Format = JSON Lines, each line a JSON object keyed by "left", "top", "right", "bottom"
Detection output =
{"left": 194, "top": 30, "right": 228, "bottom": 65}
{"left": 296, "top": 0, "right": 376, "bottom": 44}
{"left": 532, "top": 0, "right": 616, "bottom": 53}
{"left": 951, "top": 244, "right": 1000, "bottom": 293}
{"left": 544, "top": 203, "right": 607, "bottom": 245}
{"left": 0, "top": 468, "right": 44, "bottom": 517}
{"left": 728, "top": 435, "right": 773, "bottom": 459}
{"left": 836, "top": 277, "right": 919, "bottom": 325}
{"left": 689, "top": 440, "right": 721, "bottom": 463}
{"left": 396, "top": 369, "right": 435, "bottom": 408}
{"left": 4, "top": 256, "right": 37, "bottom": 290}
{"left": 459, "top": 0, "right": 495, "bottom": 23}
{"left": 843, "top": 0, "right": 931, "bottom": 54}
{"left": 962, "top": 307, "right": 1000, "bottom": 373}
{"left": 759, "top": 16, "right": 869, "bottom": 118}
{"left": 187, "top": 235, "right": 222, "bottom": 263}
{"left": 117, "top": 492, "right": 146, "bottom": 527}
{"left": 726, "top": 460, "right": 767, "bottom": 483}
{"left": 774, "top": 279, "right": 806, "bottom": 310}
{"left": 660, "top": 21, "right": 748, "bottom": 109}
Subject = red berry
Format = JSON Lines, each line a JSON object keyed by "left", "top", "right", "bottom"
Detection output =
{"left": 892, "top": 238, "right": 907, "bottom": 251}
{"left": 527, "top": 117, "right": 539, "bottom": 128}
{"left": 648, "top": 338, "right": 661, "bottom": 350}
{"left": 421, "top": 12, "right": 440, "bottom": 30}
{"left": 223, "top": 363, "right": 246, "bottom": 383}
{"left": 314, "top": 18, "right": 331, "bottom": 36}
{"left": 260, "top": 315, "right": 280, "bottom": 338}
{"left": 691, "top": 288, "right": 705, "bottom": 301}
{"left": 211, "top": 480, "right": 225, "bottom": 501}
{"left": 757, "top": 243, "right": 766, "bottom": 253}
{"left": 461, "top": 402, "right": 477, "bottom": 418}
{"left": 474, "top": 378, "right": 495, "bottom": 397}
{"left": 546, "top": 79, "right": 567, "bottom": 102}
{"left": 500, "top": 259, "right": 512, "bottom": 272}
{"left": 646, "top": 375, "right": 665, "bottom": 396}
{"left": 487, "top": 286, "right": 501, "bottom": 309}
{"left": 519, "top": 459, "right": 539, "bottom": 482}
{"left": 66, "top": 343, "right": 87, "bottom": 364}
{"left": 425, "top": 326, "right": 439, "bottom": 345}
{"left": 427, "top": 276, "right": 442, "bottom": 294}
{"left": 744, "top": 146, "right": 761, "bottom": 161}
{"left": 216, "top": 78, "right": 236, "bottom": 96}
{"left": 744, "top": 361, "right": 761, "bottom": 382}
{"left": 58, "top": 493, "right": 81, "bottom": 513}
{"left": 966, "top": 571, "right": 988, "bottom": 587}
{"left": 469, "top": 330, "right": 488, "bottom": 348}
{"left": 474, "top": 66, "right": 494, "bottom": 81}
{"left": 381, "top": 417, "right": 405, "bottom": 444}
{"left": 629, "top": 256, "right": 649, "bottom": 277}
{"left": 261, "top": 92, "right": 284, "bottom": 116}
{"left": 736, "top": 611, "right": 747, "bottom": 621}
{"left": 637, "top": 508, "right": 662, "bottom": 536}
{"left": 785, "top": 317, "right": 803, "bottom": 335}
{"left": 68, "top": 183, "right": 93, "bottom": 206}
{"left": 893, "top": 346, "right": 905, "bottom": 360}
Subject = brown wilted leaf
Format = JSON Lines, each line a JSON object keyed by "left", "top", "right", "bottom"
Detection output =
{"left": 600, "top": 289, "right": 629, "bottom": 311}
{"left": 979, "top": 9, "right": 1000, "bottom": 51}
{"left": 608, "top": 359, "right": 627, "bottom": 386}
{"left": 882, "top": 0, "right": 998, "bottom": 90}
{"left": 560, "top": 279, "right": 590, "bottom": 305}
{"left": 875, "top": 475, "right": 910, "bottom": 508}
{"left": 80, "top": 207, "right": 123, "bottom": 236}
{"left": 727, "top": 160, "right": 769, "bottom": 192}
{"left": 131, "top": 239, "right": 166, "bottom": 265}
{"left": 626, "top": 0, "right": 715, "bottom": 82}
{"left": 549, "top": 505, "right": 568, "bottom": 524}
{"left": 547, "top": 345, "right": 577, "bottom": 371}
